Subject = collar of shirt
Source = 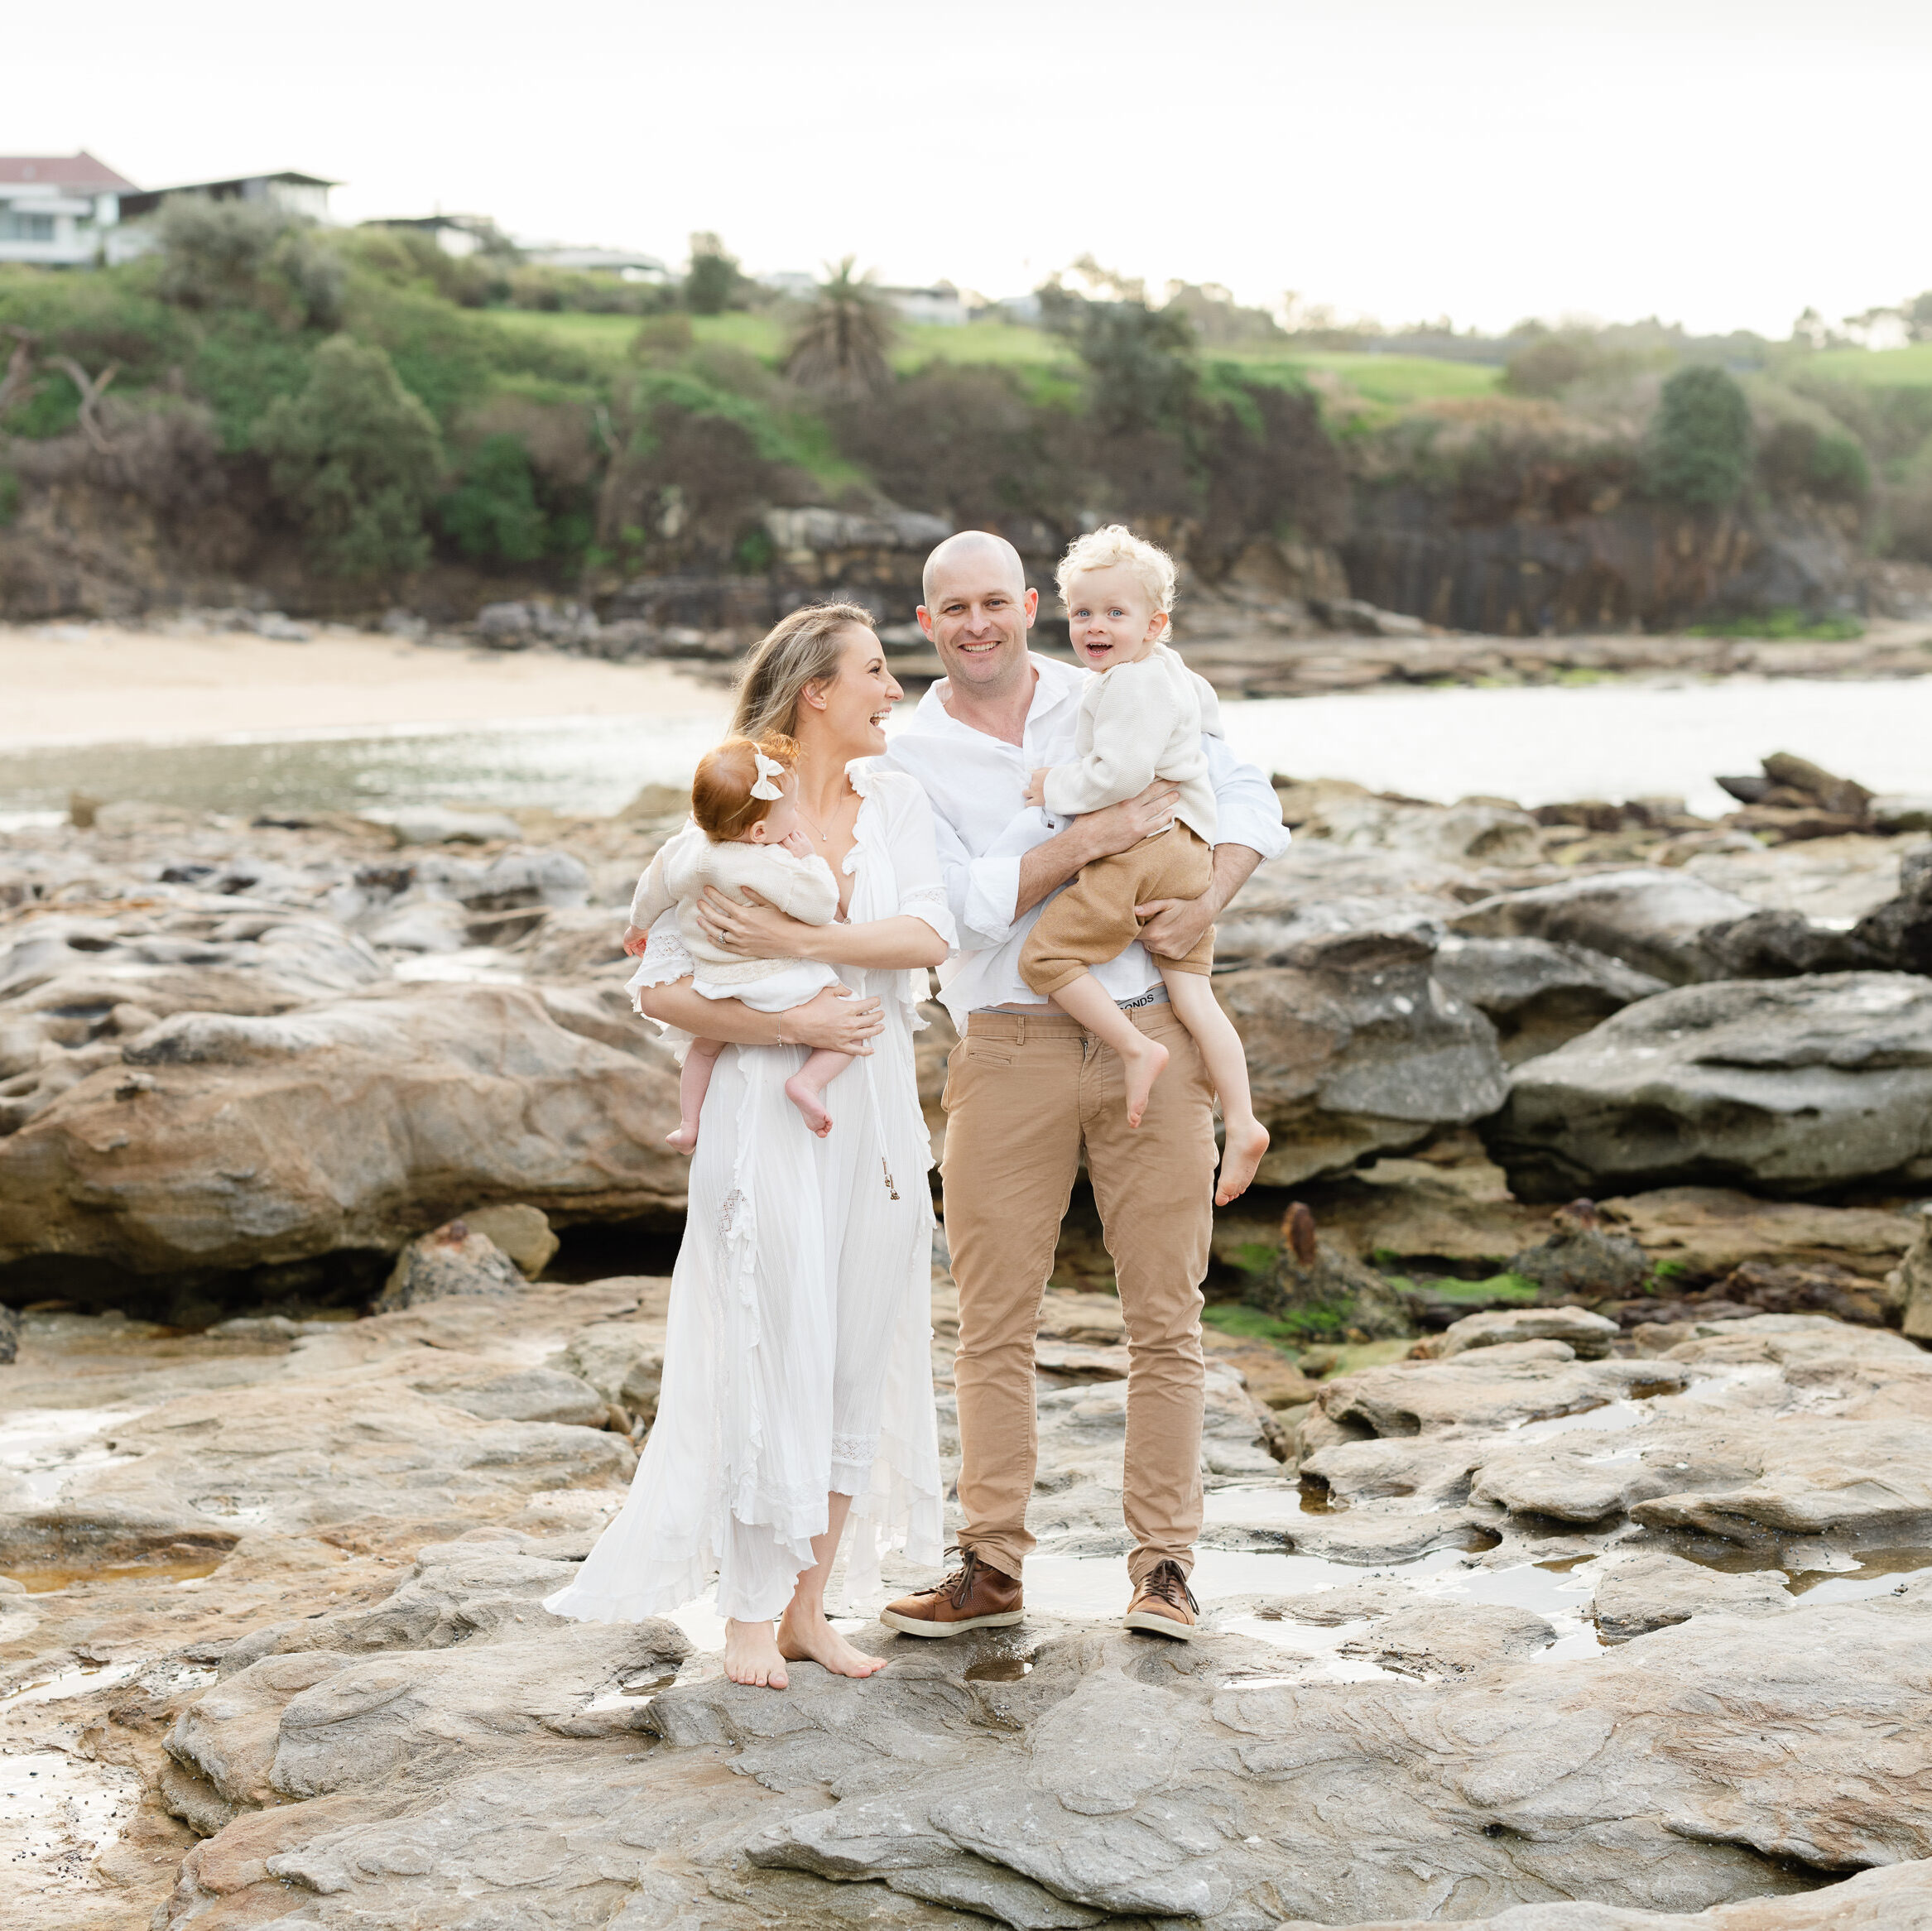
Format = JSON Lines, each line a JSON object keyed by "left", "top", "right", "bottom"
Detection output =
{"left": 908, "top": 651, "right": 1084, "bottom": 761}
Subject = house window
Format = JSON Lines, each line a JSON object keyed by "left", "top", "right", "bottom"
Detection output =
{"left": 0, "top": 211, "right": 56, "bottom": 242}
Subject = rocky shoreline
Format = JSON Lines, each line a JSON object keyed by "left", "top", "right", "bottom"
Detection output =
{"left": 5, "top": 745, "right": 1932, "bottom": 1927}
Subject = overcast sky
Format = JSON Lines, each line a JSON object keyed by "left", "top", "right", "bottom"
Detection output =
{"left": 9, "top": 0, "right": 1929, "bottom": 338}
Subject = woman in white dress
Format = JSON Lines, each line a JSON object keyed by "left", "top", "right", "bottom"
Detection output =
{"left": 544, "top": 603, "right": 951, "bottom": 1689}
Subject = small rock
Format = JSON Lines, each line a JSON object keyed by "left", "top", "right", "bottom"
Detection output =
{"left": 1592, "top": 1549, "right": 1790, "bottom": 1642}
{"left": 1507, "top": 1198, "right": 1649, "bottom": 1299}
{"left": 457, "top": 1204, "right": 558, "bottom": 1280}
{"left": 0, "top": 1301, "right": 17, "bottom": 1365}
{"left": 377, "top": 808, "right": 523, "bottom": 848}
{"left": 378, "top": 1222, "right": 526, "bottom": 1312}
{"left": 1434, "top": 1304, "right": 1620, "bottom": 1359}
{"left": 1253, "top": 1203, "right": 1415, "bottom": 1341}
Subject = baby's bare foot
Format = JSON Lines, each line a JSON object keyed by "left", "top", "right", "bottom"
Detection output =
{"left": 1121, "top": 1036, "right": 1169, "bottom": 1128}
{"left": 666, "top": 1122, "right": 700, "bottom": 1155}
{"left": 1215, "top": 1116, "right": 1271, "bottom": 1206}
{"left": 785, "top": 1074, "right": 834, "bottom": 1138}
{"left": 724, "top": 1618, "right": 789, "bottom": 1688}
{"left": 777, "top": 1607, "right": 888, "bottom": 1679}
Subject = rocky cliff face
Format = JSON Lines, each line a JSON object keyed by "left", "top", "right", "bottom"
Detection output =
{"left": 1342, "top": 492, "right": 1866, "bottom": 633}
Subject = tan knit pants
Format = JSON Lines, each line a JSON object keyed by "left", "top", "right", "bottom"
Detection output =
{"left": 1018, "top": 824, "right": 1215, "bottom": 997}
{"left": 939, "top": 1002, "right": 1215, "bottom": 1587}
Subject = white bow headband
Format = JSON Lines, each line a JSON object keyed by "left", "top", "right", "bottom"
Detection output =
{"left": 748, "top": 751, "right": 786, "bottom": 801}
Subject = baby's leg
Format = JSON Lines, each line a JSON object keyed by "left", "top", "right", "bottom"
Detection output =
{"left": 1161, "top": 968, "right": 1269, "bottom": 1204}
{"left": 784, "top": 1049, "right": 852, "bottom": 1139}
{"left": 667, "top": 1038, "right": 724, "bottom": 1154}
{"left": 1049, "top": 972, "right": 1168, "bottom": 1128}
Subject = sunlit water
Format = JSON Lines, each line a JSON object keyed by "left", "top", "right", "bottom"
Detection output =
{"left": 1, "top": 677, "right": 1927, "bottom": 829}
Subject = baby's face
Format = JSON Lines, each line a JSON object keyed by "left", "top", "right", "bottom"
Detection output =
{"left": 747, "top": 782, "right": 800, "bottom": 844}
{"left": 1063, "top": 565, "right": 1167, "bottom": 671}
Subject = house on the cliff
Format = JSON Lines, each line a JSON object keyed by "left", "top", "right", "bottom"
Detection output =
{"left": 118, "top": 170, "right": 338, "bottom": 227}
{"left": 0, "top": 151, "right": 137, "bottom": 267}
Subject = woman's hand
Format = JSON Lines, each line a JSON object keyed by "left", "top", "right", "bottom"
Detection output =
{"left": 695, "top": 886, "right": 822, "bottom": 961}
{"left": 622, "top": 923, "right": 650, "bottom": 958}
{"left": 785, "top": 984, "right": 884, "bottom": 1054}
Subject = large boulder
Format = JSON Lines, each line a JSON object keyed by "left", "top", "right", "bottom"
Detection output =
{"left": 0, "top": 982, "right": 685, "bottom": 1280}
{"left": 1853, "top": 848, "right": 1932, "bottom": 975}
{"left": 1218, "top": 928, "right": 1507, "bottom": 1188}
{"left": 1485, "top": 973, "right": 1932, "bottom": 1201}
{"left": 1452, "top": 869, "right": 1783, "bottom": 985}
{"left": 1432, "top": 934, "right": 1667, "bottom": 1064}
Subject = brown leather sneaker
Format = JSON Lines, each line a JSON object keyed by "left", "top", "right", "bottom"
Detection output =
{"left": 880, "top": 1547, "right": 1023, "bottom": 1638}
{"left": 1122, "top": 1559, "right": 1199, "bottom": 1640}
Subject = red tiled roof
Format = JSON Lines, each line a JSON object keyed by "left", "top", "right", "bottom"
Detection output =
{"left": 0, "top": 151, "right": 138, "bottom": 192}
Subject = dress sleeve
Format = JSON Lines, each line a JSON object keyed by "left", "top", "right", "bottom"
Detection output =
{"left": 628, "top": 848, "right": 675, "bottom": 929}
{"left": 626, "top": 909, "right": 696, "bottom": 1035}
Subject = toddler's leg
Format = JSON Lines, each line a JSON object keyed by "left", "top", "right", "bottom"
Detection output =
{"left": 667, "top": 1038, "right": 724, "bottom": 1154}
{"left": 1161, "top": 969, "right": 1269, "bottom": 1205}
{"left": 1049, "top": 971, "right": 1169, "bottom": 1129}
{"left": 785, "top": 1049, "right": 852, "bottom": 1139}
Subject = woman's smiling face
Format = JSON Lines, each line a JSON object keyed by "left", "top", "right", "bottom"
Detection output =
{"left": 808, "top": 626, "right": 903, "bottom": 756}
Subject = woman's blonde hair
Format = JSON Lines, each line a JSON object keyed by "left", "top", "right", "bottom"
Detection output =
{"left": 730, "top": 601, "right": 877, "bottom": 741}
{"left": 690, "top": 733, "right": 799, "bottom": 842}
{"left": 1055, "top": 524, "right": 1179, "bottom": 624}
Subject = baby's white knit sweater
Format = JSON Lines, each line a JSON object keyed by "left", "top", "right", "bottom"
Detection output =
{"left": 628, "top": 825, "right": 840, "bottom": 985}
{"left": 1040, "top": 641, "right": 1223, "bottom": 843}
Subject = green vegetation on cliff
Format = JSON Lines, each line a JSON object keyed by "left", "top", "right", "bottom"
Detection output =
{"left": 2, "top": 206, "right": 1930, "bottom": 618}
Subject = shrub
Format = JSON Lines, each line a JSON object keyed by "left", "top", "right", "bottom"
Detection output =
{"left": 1502, "top": 334, "right": 1600, "bottom": 398}
{"left": 254, "top": 335, "right": 445, "bottom": 578}
{"left": 683, "top": 233, "right": 746, "bottom": 316}
{"left": 1045, "top": 291, "right": 1198, "bottom": 437}
{"left": 437, "top": 433, "right": 546, "bottom": 563}
{"left": 1647, "top": 364, "right": 1751, "bottom": 507}
{"left": 192, "top": 310, "right": 317, "bottom": 449}
{"left": 0, "top": 466, "right": 18, "bottom": 526}
{"left": 1757, "top": 420, "right": 1870, "bottom": 504}
{"left": 151, "top": 198, "right": 344, "bottom": 329}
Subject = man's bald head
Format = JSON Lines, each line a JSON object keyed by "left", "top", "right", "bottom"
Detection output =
{"left": 922, "top": 529, "right": 1026, "bottom": 607}
{"left": 917, "top": 529, "right": 1038, "bottom": 704}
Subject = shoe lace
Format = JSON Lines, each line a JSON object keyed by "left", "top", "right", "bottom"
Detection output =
{"left": 1142, "top": 1560, "right": 1199, "bottom": 1614}
{"left": 939, "top": 1545, "right": 981, "bottom": 1609}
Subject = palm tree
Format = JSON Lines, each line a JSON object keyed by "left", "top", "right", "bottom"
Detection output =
{"left": 784, "top": 257, "right": 898, "bottom": 396}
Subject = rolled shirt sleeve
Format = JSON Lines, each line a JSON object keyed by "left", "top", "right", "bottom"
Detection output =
{"left": 1204, "top": 734, "right": 1291, "bottom": 861}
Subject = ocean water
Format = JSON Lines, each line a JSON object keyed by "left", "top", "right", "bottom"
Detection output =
{"left": 0, "top": 675, "right": 1926, "bottom": 828}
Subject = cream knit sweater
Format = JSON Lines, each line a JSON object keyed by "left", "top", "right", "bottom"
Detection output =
{"left": 1040, "top": 641, "right": 1222, "bottom": 843}
{"left": 628, "top": 825, "right": 840, "bottom": 984}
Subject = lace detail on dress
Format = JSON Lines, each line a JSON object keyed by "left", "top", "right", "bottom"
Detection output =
{"left": 830, "top": 1431, "right": 877, "bottom": 1469}
{"left": 627, "top": 921, "right": 697, "bottom": 1021}
{"left": 717, "top": 1187, "right": 749, "bottom": 1244}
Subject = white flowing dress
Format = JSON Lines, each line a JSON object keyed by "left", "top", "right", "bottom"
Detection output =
{"left": 544, "top": 763, "right": 950, "bottom": 1624}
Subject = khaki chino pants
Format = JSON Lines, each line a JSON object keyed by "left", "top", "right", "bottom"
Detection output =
{"left": 939, "top": 1003, "right": 1216, "bottom": 1588}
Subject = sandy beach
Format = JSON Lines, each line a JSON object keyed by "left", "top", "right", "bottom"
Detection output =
{"left": 0, "top": 622, "right": 728, "bottom": 749}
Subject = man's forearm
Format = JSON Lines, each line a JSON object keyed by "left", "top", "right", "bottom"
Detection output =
{"left": 1208, "top": 842, "right": 1263, "bottom": 913}
{"left": 1012, "top": 819, "right": 1102, "bottom": 919}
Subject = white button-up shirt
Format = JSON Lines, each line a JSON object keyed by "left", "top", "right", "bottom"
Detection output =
{"left": 880, "top": 652, "right": 1290, "bottom": 1027}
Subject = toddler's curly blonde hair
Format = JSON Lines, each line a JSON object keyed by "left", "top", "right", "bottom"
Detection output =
{"left": 1055, "top": 524, "right": 1179, "bottom": 627}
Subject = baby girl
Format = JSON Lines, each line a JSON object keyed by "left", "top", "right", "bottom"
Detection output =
{"left": 623, "top": 733, "right": 850, "bottom": 1148}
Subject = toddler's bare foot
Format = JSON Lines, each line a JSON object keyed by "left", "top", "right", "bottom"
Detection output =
{"left": 1215, "top": 1116, "right": 1271, "bottom": 1206}
{"left": 1119, "top": 1035, "right": 1169, "bottom": 1128}
{"left": 776, "top": 1605, "right": 888, "bottom": 1678}
{"left": 723, "top": 1618, "right": 789, "bottom": 1688}
{"left": 784, "top": 1074, "right": 834, "bottom": 1138}
{"left": 666, "top": 1122, "right": 699, "bottom": 1155}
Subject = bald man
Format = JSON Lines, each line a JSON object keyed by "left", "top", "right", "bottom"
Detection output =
{"left": 878, "top": 531, "right": 1290, "bottom": 1640}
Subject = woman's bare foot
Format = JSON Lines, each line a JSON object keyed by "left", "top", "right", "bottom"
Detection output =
{"left": 666, "top": 1122, "right": 700, "bottom": 1155}
{"left": 723, "top": 1618, "right": 789, "bottom": 1688}
{"left": 1215, "top": 1115, "right": 1271, "bottom": 1206}
{"left": 784, "top": 1075, "right": 834, "bottom": 1138}
{"left": 776, "top": 1603, "right": 888, "bottom": 1678}
{"left": 1119, "top": 1035, "right": 1170, "bottom": 1128}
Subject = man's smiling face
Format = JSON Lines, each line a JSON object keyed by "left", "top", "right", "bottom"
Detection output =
{"left": 918, "top": 532, "right": 1037, "bottom": 698}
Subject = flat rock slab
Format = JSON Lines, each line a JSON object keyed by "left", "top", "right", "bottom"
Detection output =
{"left": 1487, "top": 973, "right": 1932, "bottom": 1200}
